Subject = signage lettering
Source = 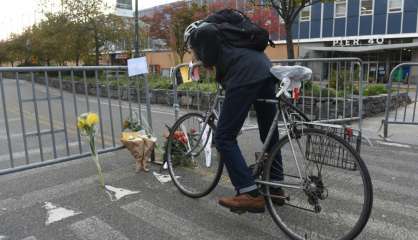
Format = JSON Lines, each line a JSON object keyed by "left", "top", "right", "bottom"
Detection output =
{"left": 332, "top": 37, "right": 385, "bottom": 47}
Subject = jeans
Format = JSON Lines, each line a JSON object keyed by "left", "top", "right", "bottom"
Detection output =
{"left": 214, "top": 78, "right": 283, "bottom": 194}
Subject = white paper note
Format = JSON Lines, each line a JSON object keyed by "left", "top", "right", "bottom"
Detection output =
{"left": 128, "top": 57, "right": 148, "bottom": 77}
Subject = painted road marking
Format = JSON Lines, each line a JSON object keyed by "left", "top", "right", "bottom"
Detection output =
{"left": 376, "top": 140, "right": 411, "bottom": 149}
{"left": 44, "top": 202, "right": 81, "bottom": 225}
{"left": 21, "top": 237, "right": 37, "bottom": 240}
{"left": 104, "top": 185, "right": 140, "bottom": 202}
{"left": 333, "top": 212, "right": 418, "bottom": 240}
{"left": 69, "top": 216, "right": 129, "bottom": 240}
{"left": 0, "top": 167, "right": 136, "bottom": 216}
{"left": 122, "top": 199, "right": 228, "bottom": 240}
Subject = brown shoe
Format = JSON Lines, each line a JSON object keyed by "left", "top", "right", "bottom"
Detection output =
{"left": 218, "top": 194, "right": 265, "bottom": 214}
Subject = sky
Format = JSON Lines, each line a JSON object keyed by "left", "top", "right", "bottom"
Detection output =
{"left": 0, "top": 0, "right": 180, "bottom": 40}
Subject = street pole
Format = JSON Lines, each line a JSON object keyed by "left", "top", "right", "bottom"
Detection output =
{"left": 134, "top": 0, "right": 140, "bottom": 57}
{"left": 133, "top": 0, "right": 154, "bottom": 162}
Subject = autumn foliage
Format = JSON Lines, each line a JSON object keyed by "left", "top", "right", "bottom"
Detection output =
{"left": 140, "top": 0, "right": 286, "bottom": 62}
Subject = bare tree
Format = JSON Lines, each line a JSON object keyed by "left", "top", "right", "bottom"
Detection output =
{"left": 250, "top": 0, "right": 330, "bottom": 59}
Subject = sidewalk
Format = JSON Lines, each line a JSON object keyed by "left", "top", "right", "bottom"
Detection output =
{"left": 361, "top": 102, "right": 418, "bottom": 147}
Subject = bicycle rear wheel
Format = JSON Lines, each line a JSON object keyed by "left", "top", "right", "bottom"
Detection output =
{"left": 263, "top": 128, "right": 373, "bottom": 240}
{"left": 166, "top": 112, "right": 223, "bottom": 198}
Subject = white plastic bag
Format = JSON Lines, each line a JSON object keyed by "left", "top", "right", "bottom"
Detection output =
{"left": 270, "top": 65, "right": 312, "bottom": 82}
{"left": 270, "top": 65, "right": 312, "bottom": 98}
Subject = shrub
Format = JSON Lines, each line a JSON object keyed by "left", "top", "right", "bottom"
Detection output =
{"left": 148, "top": 75, "right": 172, "bottom": 89}
{"left": 302, "top": 81, "right": 337, "bottom": 97}
{"left": 363, "top": 84, "right": 388, "bottom": 96}
{"left": 177, "top": 82, "right": 217, "bottom": 93}
{"left": 329, "top": 68, "right": 359, "bottom": 91}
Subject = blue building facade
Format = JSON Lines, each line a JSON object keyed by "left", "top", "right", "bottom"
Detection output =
{"left": 278, "top": 0, "right": 418, "bottom": 83}
{"left": 282, "top": 0, "right": 418, "bottom": 41}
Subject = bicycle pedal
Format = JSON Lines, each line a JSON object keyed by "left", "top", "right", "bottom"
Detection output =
{"left": 271, "top": 194, "right": 290, "bottom": 201}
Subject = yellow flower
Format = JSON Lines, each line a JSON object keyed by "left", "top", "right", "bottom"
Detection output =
{"left": 77, "top": 118, "right": 86, "bottom": 129}
{"left": 86, "top": 113, "right": 99, "bottom": 127}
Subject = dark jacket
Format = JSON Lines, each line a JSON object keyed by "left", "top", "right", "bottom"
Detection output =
{"left": 189, "top": 24, "right": 272, "bottom": 90}
{"left": 215, "top": 46, "right": 272, "bottom": 90}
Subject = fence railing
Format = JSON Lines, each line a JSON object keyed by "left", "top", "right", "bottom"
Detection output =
{"left": 0, "top": 66, "right": 152, "bottom": 175}
{"left": 383, "top": 63, "right": 418, "bottom": 138}
{"left": 171, "top": 58, "right": 365, "bottom": 130}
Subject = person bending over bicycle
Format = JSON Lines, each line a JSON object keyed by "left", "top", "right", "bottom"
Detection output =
{"left": 184, "top": 10, "right": 285, "bottom": 214}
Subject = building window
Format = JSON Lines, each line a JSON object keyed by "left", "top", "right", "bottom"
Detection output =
{"left": 335, "top": 0, "right": 347, "bottom": 18}
{"left": 388, "top": 0, "right": 402, "bottom": 13}
{"left": 360, "top": 0, "right": 373, "bottom": 15}
{"left": 300, "top": 5, "right": 311, "bottom": 21}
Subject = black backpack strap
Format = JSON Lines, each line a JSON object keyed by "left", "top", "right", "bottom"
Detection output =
{"left": 269, "top": 39, "right": 276, "bottom": 48}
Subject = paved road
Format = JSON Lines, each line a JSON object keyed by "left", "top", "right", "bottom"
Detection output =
{"left": 0, "top": 77, "right": 418, "bottom": 239}
{"left": 0, "top": 142, "right": 417, "bottom": 240}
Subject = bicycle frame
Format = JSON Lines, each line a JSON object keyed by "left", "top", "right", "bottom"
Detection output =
{"left": 253, "top": 97, "right": 307, "bottom": 191}
{"left": 186, "top": 84, "right": 309, "bottom": 191}
{"left": 178, "top": 62, "right": 309, "bottom": 190}
{"left": 181, "top": 86, "right": 222, "bottom": 157}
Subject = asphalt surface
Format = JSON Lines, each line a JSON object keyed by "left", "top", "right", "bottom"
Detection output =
{"left": 0, "top": 77, "right": 417, "bottom": 239}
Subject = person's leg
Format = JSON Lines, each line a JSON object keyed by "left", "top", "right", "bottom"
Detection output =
{"left": 215, "top": 83, "right": 263, "bottom": 194}
{"left": 254, "top": 78, "right": 283, "bottom": 181}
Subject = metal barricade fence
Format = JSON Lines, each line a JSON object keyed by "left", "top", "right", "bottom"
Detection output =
{"left": 0, "top": 66, "right": 152, "bottom": 175}
{"left": 171, "top": 58, "right": 364, "bottom": 130}
{"left": 383, "top": 63, "right": 418, "bottom": 138}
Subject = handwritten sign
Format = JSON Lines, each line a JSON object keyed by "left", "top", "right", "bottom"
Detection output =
{"left": 128, "top": 57, "right": 148, "bottom": 77}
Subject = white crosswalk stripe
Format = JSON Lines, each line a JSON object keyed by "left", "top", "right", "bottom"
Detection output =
{"left": 0, "top": 143, "right": 417, "bottom": 239}
{"left": 21, "top": 237, "right": 37, "bottom": 240}
{"left": 0, "top": 167, "right": 136, "bottom": 215}
{"left": 69, "top": 217, "right": 129, "bottom": 240}
{"left": 333, "top": 212, "right": 418, "bottom": 240}
{"left": 122, "top": 199, "right": 229, "bottom": 240}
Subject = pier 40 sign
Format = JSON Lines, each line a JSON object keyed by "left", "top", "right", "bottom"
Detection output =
{"left": 332, "top": 37, "right": 385, "bottom": 47}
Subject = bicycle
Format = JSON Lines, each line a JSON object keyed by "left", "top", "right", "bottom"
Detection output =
{"left": 164, "top": 64, "right": 373, "bottom": 240}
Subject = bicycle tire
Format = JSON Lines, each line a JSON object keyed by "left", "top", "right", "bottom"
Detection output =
{"left": 166, "top": 112, "right": 224, "bottom": 198}
{"left": 262, "top": 128, "right": 373, "bottom": 240}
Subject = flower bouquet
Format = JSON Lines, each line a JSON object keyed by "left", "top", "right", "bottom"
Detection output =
{"left": 77, "top": 112, "right": 105, "bottom": 187}
{"left": 121, "top": 117, "right": 156, "bottom": 172}
{"left": 164, "top": 126, "right": 198, "bottom": 168}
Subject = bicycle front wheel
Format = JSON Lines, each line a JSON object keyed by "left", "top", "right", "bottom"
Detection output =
{"left": 166, "top": 112, "right": 223, "bottom": 198}
{"left": 263, "top": 128, "right": 373, "bottom": 240}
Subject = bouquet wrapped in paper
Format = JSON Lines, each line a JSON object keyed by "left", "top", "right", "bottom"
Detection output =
{"left": 121, "top": 118, "right": 156, "bottom": 172}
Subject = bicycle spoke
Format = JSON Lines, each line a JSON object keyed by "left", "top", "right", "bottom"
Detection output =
{"left": 263, "top": 128, "right": 372, "bottom": 240}
{"left": 166, "top": 113, "right": 223, "bottom": 198}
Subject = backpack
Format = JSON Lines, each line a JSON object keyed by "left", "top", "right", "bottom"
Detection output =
{"left": 203, "top": 9, "right": 273, "bottom": 52}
